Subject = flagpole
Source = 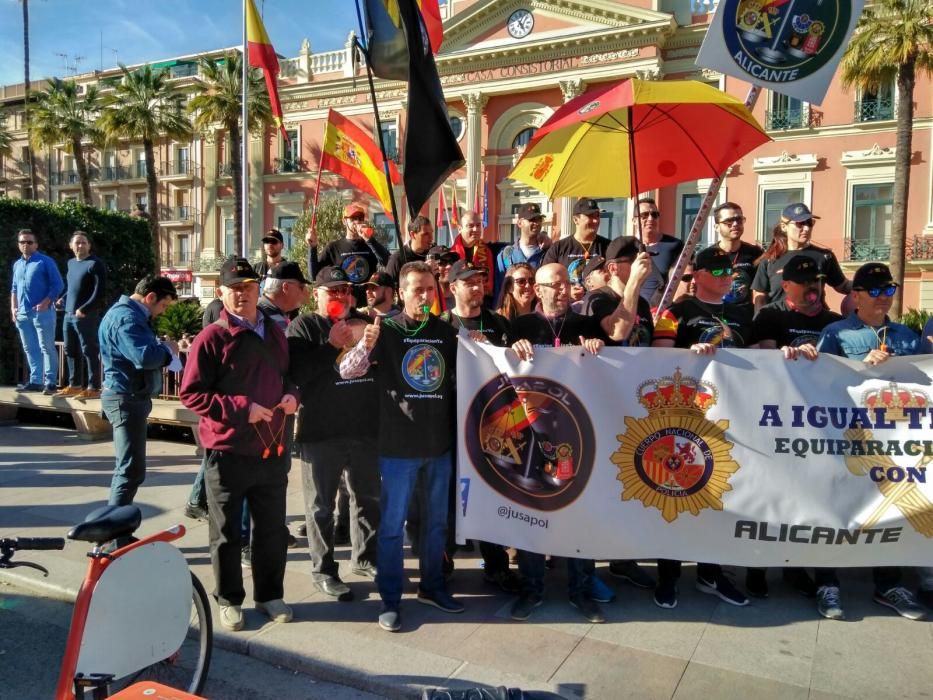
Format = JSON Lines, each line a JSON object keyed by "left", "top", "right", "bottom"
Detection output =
{"left": 241, "top": 0, "right": 250, "bottom": 258}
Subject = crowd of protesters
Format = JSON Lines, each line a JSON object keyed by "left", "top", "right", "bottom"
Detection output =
{"left": 10, "top": 195, "right": 933, "bottom": 632}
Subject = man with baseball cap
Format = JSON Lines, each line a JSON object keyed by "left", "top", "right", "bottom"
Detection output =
{"left": 306, "top": 202, "right": 391, "bottom": 307}
{"left": 543, "top": 198, "right": 612, "bottom": 302}
{"left": 814, "top": 261, "right": 926, "bottom": 621}
{"left": 752, "top": 203, "right": 850, "bottom": 312}
{"left": 497, "top": 203, "right": 547, "bottom": 275}
{"left": 426, "top": 245, "right": 460, "bottom": 312}
{"left": 180, "top": 257, "right": 299, "bottom": 631}
{"left": 259, "top": 261, "right": 310, "bottom": 330}
{"left": 359, "top": 271, "right": 398, "bottom": 318}
{"left": 256, "top": 229, "right": 287, "bottom": 287}
{"left": 583, "top": 237, "right": 654, "bottom": 349}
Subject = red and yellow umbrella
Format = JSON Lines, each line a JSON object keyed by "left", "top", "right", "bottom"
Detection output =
{"left": 509, "top": 79, "right": 770, "bottom": 199}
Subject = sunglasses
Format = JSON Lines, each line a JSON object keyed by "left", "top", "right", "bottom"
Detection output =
{"left": 326, "top": 285, "right": 353, "bottom": 295}
{"left": 513, "top": 277, "right": 534, "bottom": 286}
{"left": 856, "top": 285, "right": 897, "bottom": 298}
{"left": 638, "top": 211, "right": 661, "bottom": 220}
{"left": 718, "top": 216, "right": 746, "bottom": 225}
{"left": 18, "top": 240, "right": 36, "bottom": 245}
{"left": 348, "top": 214, "right": 365, "bottom": 222}
{"left": 681, "top": 274, "right": 694, "bottom": 283}
{"left": 537, "top": 281, "right": 568, "bottom": 290}
{"left": 705, "top": 267, "right": 734, "bottom": 277}
{"left": 790, "top": 219, "right": 816, "bottom": 228}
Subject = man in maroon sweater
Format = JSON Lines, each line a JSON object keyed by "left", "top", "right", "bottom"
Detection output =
{"left": 180, "top": 257, "right": 299, "bottom": 632}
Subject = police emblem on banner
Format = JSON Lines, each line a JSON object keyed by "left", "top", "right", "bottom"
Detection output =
{"left": 465, "top": 374, "right": 595, "bottom": 511}
{"left": 612, "top": 369, "right": 740, "bottom": 522}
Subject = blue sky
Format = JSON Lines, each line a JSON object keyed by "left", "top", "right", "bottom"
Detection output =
{"left": 0, "top": 0, "right": 359, "bottom": 85}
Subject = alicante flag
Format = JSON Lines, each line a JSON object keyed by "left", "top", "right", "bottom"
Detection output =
{"left": 320, "top": 109, "right": 402, "bottom": 219}
{"left": 246, "top": 0, "right": 286, "bottom": 139}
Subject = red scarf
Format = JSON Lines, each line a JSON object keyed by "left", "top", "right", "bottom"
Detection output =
{"left": 451, "top": 235, "right": 494, "bottom": 296}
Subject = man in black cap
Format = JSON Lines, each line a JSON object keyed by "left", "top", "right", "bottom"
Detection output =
{"left": 426, "top": 245, "right": 460, "bottom": 312}
{"left": 359, "top": 271, "right": 399, "bottom": 319}
{"left": 287, "top": 265, "right": 380, "bottom": 602}
{"left": 583, "top": 237, "right": 654, "bottom": 348}
{"left": 752, "top": 202, "right": 850, "bottom": 312}
{"left": 543, "top": 198, "right": 611, "bottom": 302}
{"left": 632, "top": 197, "right": 684, "bottom": 307}
{"left": 497, "top": 202, "right": 547, "bottom": 275}
{"left": 259, "top": 261, "right": 311, "bottom": 330}
{"left": 385, "top": 215, "right": 435, "bottom": 284}
{"left": 180, "top": 257, "right": 298, "bottom": 632}
{"left": 306, "top": 203, "right": 391, "bottom": 307}
{"left": 256, "top": 229, "right": 288, "bottom": 287}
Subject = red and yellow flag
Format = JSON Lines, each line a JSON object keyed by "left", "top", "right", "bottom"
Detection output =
{"left": 449, "top": 183, "right": 460, "bottom": 227}
{"left": 320, "top": 109, "right": 402, "bottom": 219}
{"left": 417, "top": 0, "right": 444, "bottom": 54}
{"left": 246, "top": 0, "right": 286, "bottom": 139}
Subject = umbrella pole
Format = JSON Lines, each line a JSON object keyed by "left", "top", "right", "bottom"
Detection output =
{"left": 628, "top": 115, "right": 644, "bottom": 245}
{"left": 652, "top": 85, "right": 762, "bottom": 321}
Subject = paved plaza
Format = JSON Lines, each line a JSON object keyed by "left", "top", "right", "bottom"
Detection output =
{"left": 1, "top": 422, "right": 931, "bottom": 699}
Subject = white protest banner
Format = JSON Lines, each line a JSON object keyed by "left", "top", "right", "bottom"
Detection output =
{"left": 695, "top": 0, "right": 865, "bottom": 105}
{"left": 456, "top": 341, "right": 933, "bottom": 567}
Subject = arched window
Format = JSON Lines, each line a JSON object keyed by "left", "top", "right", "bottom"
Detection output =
{"left": 512, "top": 127, "right": 537, "bottom": 149}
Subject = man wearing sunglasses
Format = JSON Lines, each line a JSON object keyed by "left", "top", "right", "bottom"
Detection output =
{"left": 752, "top": 203, "right": 850, "bottom": 313}
{"left": 255, "top": 228, "right": 288, "bottom": 289}
{"left": 707, "top": 202, "right": 762, "bottom": 312}
{"left": 542, "top": 198, "right": 611, "bottom": 302}
{"left": 814, "top": 262, "right": 926, "bottom": 621}
{"left": 307, "top": 203, "right": 391, "bottom": 308}
{"left": 631, "top": 198, "right": 684, "bottom": 307}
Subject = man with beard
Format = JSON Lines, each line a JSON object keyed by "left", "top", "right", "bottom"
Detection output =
{"left": 542, "top": 198, "right": 611, "bottom": 304}
{"left": 385, "top": 216, "right": 434, "bottom": 284}
{"left": 707, "top": 202, "right": 762, "bottom": 313}
{"left": 358, "top": 271, "right": 399, "bottom": 319}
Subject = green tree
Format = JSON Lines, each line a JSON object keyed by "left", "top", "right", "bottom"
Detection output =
{"left": 289, "top": 195, "right": 345, "bottom": 314}
{"left": 29, "top": 79, "right": 101, "bottom": 205}
{"left": 0, "top": 115, "right": 11, "bottom": 158}
{"left": 188, "top": 51, "right": 273, "bottom": 257}
{"left": 841, "top": 0, "right": 933, "bottom": 318}
{"left": 97, "top": 64, "right": 193, "bottom": 271}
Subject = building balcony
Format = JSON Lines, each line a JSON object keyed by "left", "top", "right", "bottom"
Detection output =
{"left": 159, "top": 205, "right": 198, "bottom": 225}
{"left": 854, "top": 97, "right": 894, "bottom": 123}
{"left": 161, "top": 160, "right": 197, "bottom": 179}
{"left": 844, "top": 239, "right": 890, "bottom": 262}
{"left": 50, "top": 170, "right": 82, "bottom": 187}
{"left": 94, "top": 165, "right": 126, "bottom": 184}
{"left": 271, "top": 157, "right": 308, "bottom": 174}
{"left": 10, "top": 160, "right": 31, "bottom": 179}
{"left": 764, "top": 107, "right": 820, "bottom": 131}
{"left": 122, "top": 162, "right": 149, "bottom": 181}
{"left": 218, "top": 162, "right": 234, "bottom": 178}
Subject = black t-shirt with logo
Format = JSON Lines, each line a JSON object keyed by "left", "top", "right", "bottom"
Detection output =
{"left": 751, "top": 245, "right": 847, "bottom": 305}
{"left": 370, "top": 314, "right": 458, "bottom": 458}
{"left": 641, "top": 234, "right": 685, "bottom": 305}
{"left": 441, "top": 308, "right": 510, "bottom": 348}
{"left": 312, "top": 238, "right": 390, "bottom": 307}
{"left": 706, "top": 241, "right": 764, "bottom": 309}
{"left": 654, "top": 297, "right": 754, "bottom": 349}
{"left": 751, "top": 300, "right": 843, "bottom": 348}
{"left": 582, "top": 287, "right": 654, "bottom": 347}
{"left": 508, "top": 310, "right": 603, "bottom": 347}
{"left": 541, "top": 235, "right": 611, "bottom": 286}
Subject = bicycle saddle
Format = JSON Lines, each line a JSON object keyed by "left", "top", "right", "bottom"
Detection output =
{"left": 68, "top": 505, "right": 142, "bottom": 544}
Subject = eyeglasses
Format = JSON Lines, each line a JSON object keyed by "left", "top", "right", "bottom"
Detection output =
{"left": 705, "top": 267, "right": 734, "bottom": 277}
{"left": 348, "top": 214, "right": 365, "bottom": 222}
{"left": 856, "top": 285, "right": 897, "bottom": 298}
{"left": 18, "top": 240, "right": 36, "bottom": 245}
{"left": 326, "top": 285, "right": 353, "bottom": 295}
{"left": 513, "top": 278, "right": 534, "bottom": 286}
{"left": 537, "top": 281, "right": 568, "bottom": 290}
{"left": 638, "top": 211, "right": 661, "bottom": 220}
{"left": 790, "top": 219, "right": 815, "bottom": 228}
{"left": 718, "top": 216, "right": 746, "bottom": 225}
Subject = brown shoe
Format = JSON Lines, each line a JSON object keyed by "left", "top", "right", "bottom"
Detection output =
{"left": 55, "top": 386, "right": 83, "bottom": 397}
{"left": 77, "top": 389, "right": 101, "bottom": 400}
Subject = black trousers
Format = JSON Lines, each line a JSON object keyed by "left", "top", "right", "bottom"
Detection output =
{"left": 814, "top": 566, "right": 901, "bottom": 592}
{"left": 658, "top": 559, "right": 722, "bottom": 584}
{"left": 206, "top": 449, "right": 288, "bottom": 607}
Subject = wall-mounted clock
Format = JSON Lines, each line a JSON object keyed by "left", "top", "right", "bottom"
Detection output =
{"left": 507, "top": 9, "right": 534, "bottom": 39}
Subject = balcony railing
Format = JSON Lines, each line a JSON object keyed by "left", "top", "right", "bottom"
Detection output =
{"left": 159, "top": 205, "right": 197, "bottom": 222}
{"left": 845, "top": 239, "right": 891, "bottom": 262}
{"left": 97, "top": 165, "right": 125, "bottom": 181}
{"left": 162, "top": 159, "right": 195, "bottom": 177}
{"left": 855, "top": 97, "right": 894, "bottom": 123}
{"left": 218, "top": 162, "right": 234, "bottom": 178}
{"left": 272, "top": 157, "right": 307, "bottom": 174}
{"left": 765, "top": 108, "right": 809, "bottom": 130}
{"left": 51, "top": 170, "right": 80, "bottom": 186}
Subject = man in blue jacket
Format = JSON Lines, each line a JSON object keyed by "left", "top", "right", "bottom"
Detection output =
{"left": 98, "top": 275, "right": 178, "bottom": 506}
{"left": 10, "top": 228, "right": 65, "bottom": 394}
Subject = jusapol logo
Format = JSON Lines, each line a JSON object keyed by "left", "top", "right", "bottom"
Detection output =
{"left": 401, "top": 344, "right": 445, "bottom": 392}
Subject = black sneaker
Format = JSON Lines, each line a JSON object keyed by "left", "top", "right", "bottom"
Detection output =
{"left": 816, "top": 585, "right": 845, "bottom": 620}
{"left": 873, "top": 586, "right": 927, "bottom": 620}
{"left": 568, "top": 593, "right": 605, "bottom": 623}
{"left": 607, "top": 560, "right": 656, "bottom": 589}
{"left": 696, "top": 574, "right": 749, "bottom": 606}
{"left": 484, "top": 568, "right": 522, "bottom": 594}
{"left": 416, "top": 589, "right": 464, "bottom": 614}
{"left": 654, "top": 581, "right": 678, "bottom": 609}
{"left": 184, "top": 503, "right": 208, "bottom": 521}
{"left": 510, "top": 591, "right": 544, "bottom": 621}
{"left": 745, "top": 568, "right": 769, "bottom": 598}
{"left": 15, "top": 383, "right": 42, "bottom": 393}
{"left": 42, "top": 385, "right": 57, "bottom": 396}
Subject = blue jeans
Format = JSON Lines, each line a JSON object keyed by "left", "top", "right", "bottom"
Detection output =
{"left": 63, "top": 313, "right": 100, "bottom": 389}
{"left": 518, "top": 551, "right": 592, "bottom": 598}
{"left": 377, "top": 452, "right": 451, "bottom": 607}
{"left": 15, "top": 308, "right": 57, "bottom": 387}
{"left": 102, "top": 392, "right": 152, "bottom": 505}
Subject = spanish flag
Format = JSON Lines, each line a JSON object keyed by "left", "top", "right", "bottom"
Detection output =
{"left": 246, "top": 0, "right": 286, "bottom": 139}
{"left": 320, "top": 109, "right": 402, "bottom": 219}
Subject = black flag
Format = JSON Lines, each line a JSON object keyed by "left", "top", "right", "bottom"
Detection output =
{"left": 363, "top": 0, "right": 409, "bottom": 81}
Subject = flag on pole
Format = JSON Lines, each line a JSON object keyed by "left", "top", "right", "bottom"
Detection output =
{"left": 473, "top": 173, "right": 481, "bottom": 214}
{"left": 364, "top": 0, "right": 444, "bottom": 80}
{"left": 449, "top": 184, "right": 460, "bottom": 228}
{"left": 482, "top": 174, "right": 489, "bottom": 230}
{"left": 320, "top": 109, "right": 402, "bottom": 220}
{"left": 436, "top": 186, "right": 448, "bottom": 231}
{"left": 246, "top": 0, "right": 287, "bottom": 139}
{"left": 417, "top": 0, "right": 444, "bottom": 53}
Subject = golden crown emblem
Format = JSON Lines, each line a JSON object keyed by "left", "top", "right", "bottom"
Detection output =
{"left": 861, "top": 382, "right": 930, "bottom": 423}
{"left": 637, "top": 368, "right": 718, "bottom": 415}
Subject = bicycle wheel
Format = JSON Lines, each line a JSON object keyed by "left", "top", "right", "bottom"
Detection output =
{"left": 109, "top": 571, "right": 213, "bottom": 695}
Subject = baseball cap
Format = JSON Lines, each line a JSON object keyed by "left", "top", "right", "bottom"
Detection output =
{"left": 852, "top": 262, "right": 896, "bottom": 290}
{"left": 448, "top": 260, "right": 487, "bottom": 282}
{"left": 605, "top": 236, "right": 642, "bottom": 262}
{"left": 517, "top": 202, "right": 544, "bottom": 220}
{"left": 268, "top": 260, "right": 310, "bottom": 284}
{"left": 362, "top": 271, "right": 394, "bottom": 288}
{"left": 581, "top": 255, "right": 607, "bottom": 280}
{"left": 427, "top": 245, "right": 460, "bottom": 263}
{"left": 220, "top": 257, "right": 259, "bottom": 286}
{"left": 782, "top": 255, "right": 826, "bottom": 284}
{"left": 261, "top": 228, "right": 284, "bottom": 244}
{"left": 781, "top": 203, "right": 821, "bottom": 223}
{"left": 572, "top": 197, "right": 601, "bottom": 216}
{"left": 314, "top": 266, "right": 351, "bottom": 288}
{"left": 343, "top": 203, "right": 366, "bottom": 219}
{"left": 694, "top": 246, "right": 732, "bottom": 272}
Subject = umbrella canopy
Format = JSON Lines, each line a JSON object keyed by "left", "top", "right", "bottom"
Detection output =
{"left": 509, "top": 79, "right": 770, "bottom": 199}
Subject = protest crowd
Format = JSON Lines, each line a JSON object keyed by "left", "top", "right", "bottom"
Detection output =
{"left": 10, "top": 195, "right": 933, "bottom": 635}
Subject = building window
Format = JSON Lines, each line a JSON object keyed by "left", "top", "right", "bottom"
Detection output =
{"left": 175, "top": 235, "right": 191, "bottom": 265}
{"left": 855, "top": 83, "right": 895, "bottom": 123}
{"left": 177, "top": 146, "right": 190, "bottom": 175}
{"left": 765, "top": 93, "right": 806, "bottom": 130}
{"left": 680, "top": 194, "right": 702, "bottom": 241}
{"left": 849, "top": 183, "right": 893, "bottom": 261}
{"left": 277, "top": 216, "right": 298, "bottom": 252}
{"left": 512, "top": 127, "right": 537, "bottom": 149}
{"left": 760, "top": 188, "right": 804, "bottom": 243}
{"left": 134, "top": 192, "right": 148, "bottom": 212}
{"left": 373, "top": 212, "right": 396, "bottom": 251}
{"left": 449, "top": 115, "right": 465, "bottom": 141}
{"left": 103, "top": 194, "right": 117, "bottom": 211}
{"left": 590, "top": 198, "right": 627, "bottom": 240}
{"left": 380, "top": 121, "right": 399, "bottom": 162}
{"left": 224, "top": 218, "right": 236, "bottom": 255}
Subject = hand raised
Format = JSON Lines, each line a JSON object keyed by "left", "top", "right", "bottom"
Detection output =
{"left": 362, "top": 315, "right": 381, "bottom": 350}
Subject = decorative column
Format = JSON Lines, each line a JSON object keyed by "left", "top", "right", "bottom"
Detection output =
{"left": 558, "top": 79, "right": 584, "bottom": 238}
{"left": 299, "top": 38, "right": 312, "bottom": 83}
{"left": 463, "top": 92, "right": 487, "bottom": 217}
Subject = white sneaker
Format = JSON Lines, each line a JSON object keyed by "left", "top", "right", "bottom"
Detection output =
{"left": 256, "top": 598, "right": 293, "bottom": 623}
{"left": 219, "top": 604, "right": 244, "bottom": 631}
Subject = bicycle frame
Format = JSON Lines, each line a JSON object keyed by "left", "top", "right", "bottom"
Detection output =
{"left": 54, "top": 525, "right": 190, "bottom": 700}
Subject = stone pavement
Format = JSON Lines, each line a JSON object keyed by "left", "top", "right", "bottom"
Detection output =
{"left": 1, "top": 423, "right": 932, "bottom": 700}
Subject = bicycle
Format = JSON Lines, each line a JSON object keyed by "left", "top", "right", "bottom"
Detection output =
{"left": 0, "top": 504, "right": 212, "bottom": 699}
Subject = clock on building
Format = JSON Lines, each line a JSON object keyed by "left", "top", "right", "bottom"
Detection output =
{"left": 507, "top": 9, "right": 534, "bottom": 39}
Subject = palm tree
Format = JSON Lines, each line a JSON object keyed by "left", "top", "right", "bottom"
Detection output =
{"left": 0, "top": 117, "right": 12, "bottom": 158}
{"left": 21, "top": 0, "right": 37, "bottom": 198}
{"left": 188, "top": 51, "right": 273, "bottom": 257}
{"left": 98, "top": 64, "right": 192, "bottom": 270}
{"left": 841, "top": 0, "right": 933, "bottom": 318}
{"left": 30, "top": 79, "right": 100, "bottom": 204}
